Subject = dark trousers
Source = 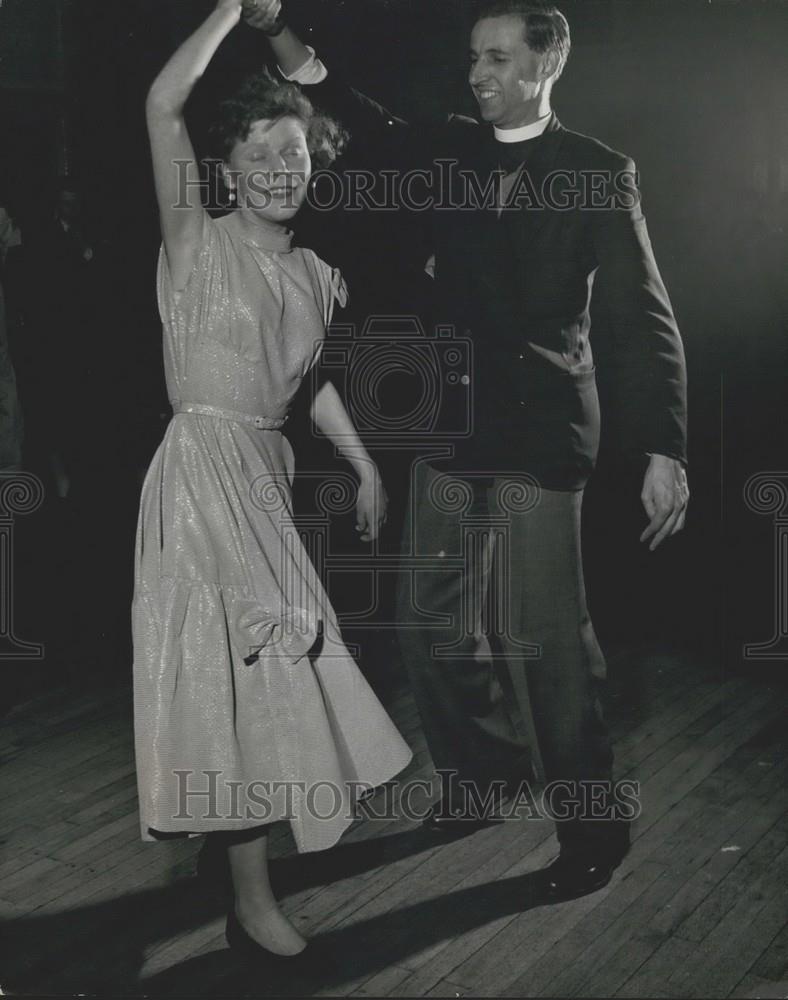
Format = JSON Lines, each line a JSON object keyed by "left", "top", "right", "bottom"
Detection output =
{"left": 396, "top": 459, "right": 625, "bottom": 855}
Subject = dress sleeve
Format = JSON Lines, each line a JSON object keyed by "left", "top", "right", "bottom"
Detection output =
{"left": 328, "top": 265, "right": 348, "bottom": 318}
{"left": 303, "top": 254, "right": 348, "bottom": 374}
{"left": 304, "top": 250, "right": 348, "bottom": 327}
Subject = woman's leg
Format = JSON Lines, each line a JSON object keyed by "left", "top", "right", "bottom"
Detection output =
{"left": 225, "top": 828, "right": 306, "bottom": 956}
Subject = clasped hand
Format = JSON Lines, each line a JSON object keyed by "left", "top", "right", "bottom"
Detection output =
{"left": 218, "top": 0, "right": 282, "bottom": 31}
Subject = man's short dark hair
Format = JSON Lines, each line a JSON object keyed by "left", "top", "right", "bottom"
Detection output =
{"left": 475, "top": 1, "right": 571, "bottom": 80}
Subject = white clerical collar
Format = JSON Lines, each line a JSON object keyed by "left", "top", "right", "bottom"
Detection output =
{"left": 494, "top": 113, "right": 552, "bottom": 143}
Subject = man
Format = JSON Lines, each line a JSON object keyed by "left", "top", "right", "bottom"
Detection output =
{"left": 246, "top": 0, "right": 689, "bottom": 897}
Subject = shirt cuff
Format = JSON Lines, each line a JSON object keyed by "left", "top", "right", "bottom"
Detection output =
{"left": 279, "top": 46, "right": 328, "bottom": 85}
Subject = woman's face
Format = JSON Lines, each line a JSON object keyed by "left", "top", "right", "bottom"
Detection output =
{"left": 226, "top": 115, "right": 311, "bottom": 222}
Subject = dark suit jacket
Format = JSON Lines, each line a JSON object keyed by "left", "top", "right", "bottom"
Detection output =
{"left": 306, "top": 77, "right": 688, "bottom": 490}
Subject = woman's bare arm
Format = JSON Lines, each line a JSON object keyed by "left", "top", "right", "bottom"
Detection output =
{"left": 146, "top": 1, "right": 242, "bottom": 290}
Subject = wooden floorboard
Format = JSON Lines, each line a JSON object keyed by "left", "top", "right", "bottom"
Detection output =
{"left": 1, "top": 649, "right": 786, "bottom": 998}
{"left": 416, "top": 706, "right": 787, "bottom": 998}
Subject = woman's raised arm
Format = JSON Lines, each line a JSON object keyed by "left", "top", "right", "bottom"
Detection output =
{"left": 146, "top": 1, "right": 242, "bottom": 290}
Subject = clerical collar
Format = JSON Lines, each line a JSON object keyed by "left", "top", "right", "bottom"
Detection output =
{"left": 494, "top": 114, "right": 551, "bottom": 144}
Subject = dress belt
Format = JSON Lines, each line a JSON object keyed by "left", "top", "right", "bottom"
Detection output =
{"left": 171, "top": 401, "right": 286, "bottom": 430}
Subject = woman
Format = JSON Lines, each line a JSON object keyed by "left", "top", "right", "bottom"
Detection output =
{"left": 134, "top": 0, "right": 411, "bottom": 961}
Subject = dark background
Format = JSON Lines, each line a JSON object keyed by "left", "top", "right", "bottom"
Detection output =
{"left": 1, "top": 0, "right": 786, "bottom": 709}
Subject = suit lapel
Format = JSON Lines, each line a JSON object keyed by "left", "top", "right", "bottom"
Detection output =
{"left": 500, "top": 114, "right": 566, "bottom": 247}
{"left": 443, "top": 116, "right": 568, "bottom": 326}
{"left": 467, "top": 117, "right": 568, "bottom": 335}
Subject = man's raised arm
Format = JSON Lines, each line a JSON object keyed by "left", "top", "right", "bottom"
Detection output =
{"left": 242, "top": 0, "right": 448, "bottom": 164}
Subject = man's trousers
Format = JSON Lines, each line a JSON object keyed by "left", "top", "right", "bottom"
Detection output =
{"left": 396, "top": 459, "right": 625, "bottom": 855}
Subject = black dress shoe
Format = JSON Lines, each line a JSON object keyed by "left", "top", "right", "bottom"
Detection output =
{"left": 542, "top": 845, "right": 629, "bottom": 900}
{"left": 225, "top": 909, "right": 309, "bottom": 966}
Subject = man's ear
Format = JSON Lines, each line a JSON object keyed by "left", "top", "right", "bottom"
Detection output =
{"left": 539, "top": 49, "right": 561, "bottom": 81}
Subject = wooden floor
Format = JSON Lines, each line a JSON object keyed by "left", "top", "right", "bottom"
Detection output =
{"left": 1, "top": 647, "right": 787, "bottom": 998}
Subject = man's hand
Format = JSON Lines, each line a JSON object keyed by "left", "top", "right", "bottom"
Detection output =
{"left": 241, "top": 0, "right": 283, "bottom": 32}
{"left": 640, "top": 454, "right": 689, "bottom": 551}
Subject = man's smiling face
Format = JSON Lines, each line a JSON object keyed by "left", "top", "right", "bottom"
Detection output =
{"left": 469, "top": 15, "right": 546, "bottom": 128}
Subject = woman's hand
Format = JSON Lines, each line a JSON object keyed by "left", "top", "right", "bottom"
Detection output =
{"left": 241, "top": 0, "right": 284, "bottom": 32}
{"left": 215, "top": 0, "right": 243, "bottom": 17}
{"left": 309, "top": 381, "right": 385, "bottom": 540}
{"left": 355, "top": 468, "right": 388, "bottom": 542}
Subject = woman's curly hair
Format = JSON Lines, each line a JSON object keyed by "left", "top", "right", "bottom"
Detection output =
{"left": 209, "top": 70, "right": 347, "bottom": 169}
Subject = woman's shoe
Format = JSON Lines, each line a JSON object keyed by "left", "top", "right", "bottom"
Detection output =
{"left": 225, "top": 908, "right": 309, "bottom": 965}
